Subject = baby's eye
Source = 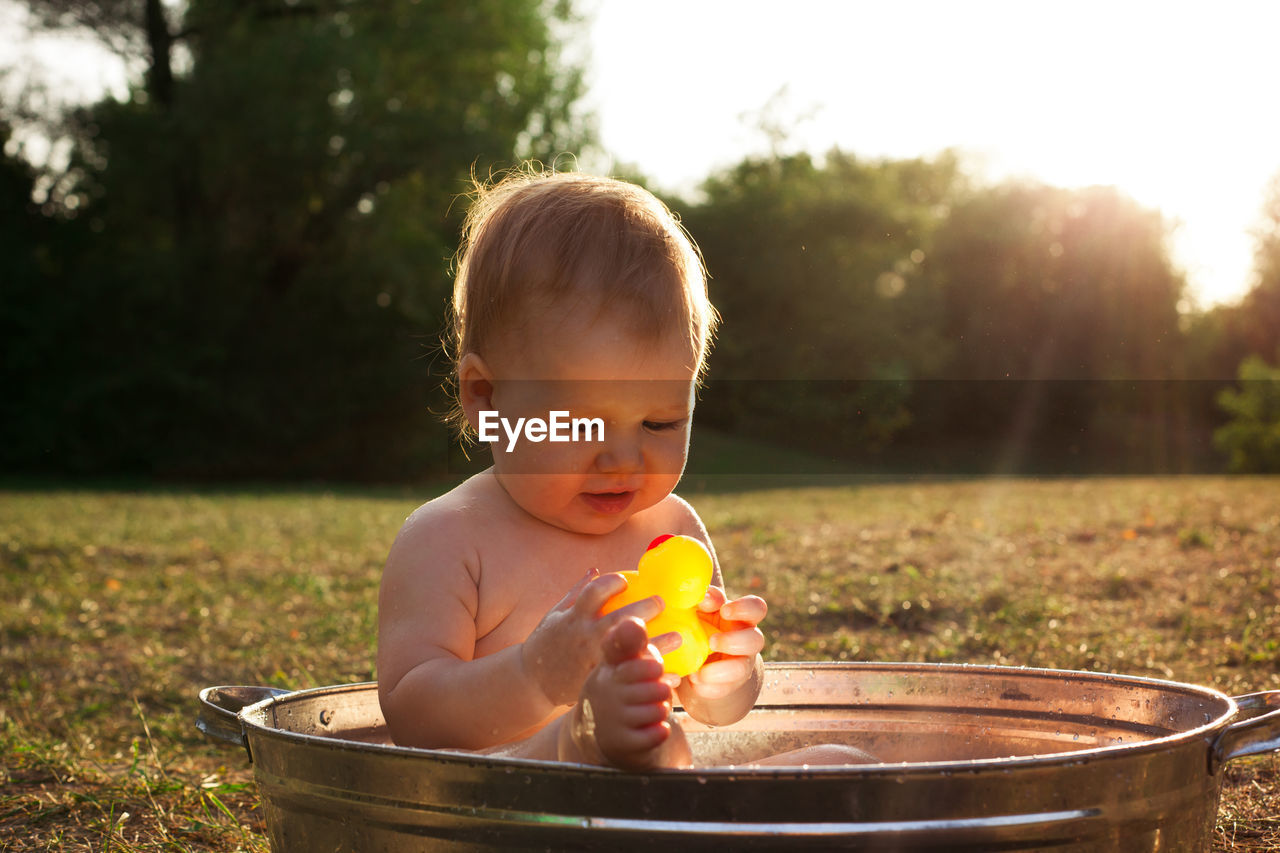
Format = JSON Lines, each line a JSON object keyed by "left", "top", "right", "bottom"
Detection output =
{"left": 643, "top": 419, "right": 686, "bottom": 432}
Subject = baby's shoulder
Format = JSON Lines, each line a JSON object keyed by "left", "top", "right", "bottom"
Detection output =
{"left": 647, "top": 491, "right": 710, "bottom": 539}
{"left": 386, "top": 473, "right": 499, "bottom": 574}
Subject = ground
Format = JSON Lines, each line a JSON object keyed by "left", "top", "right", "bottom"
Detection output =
{"left": 1, "top": 477, "right": 1277, "bottom": 850}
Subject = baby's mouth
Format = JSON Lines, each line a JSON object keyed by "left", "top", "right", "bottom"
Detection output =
{"left": 581, "top": 490, "right": 636, "bottom": 514}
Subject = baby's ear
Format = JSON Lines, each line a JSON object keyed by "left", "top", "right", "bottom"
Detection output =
{"left": 457, "top": 353, "right": 495, "bottom": 431}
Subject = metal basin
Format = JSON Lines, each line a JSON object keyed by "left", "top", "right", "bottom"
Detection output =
{"left": 198, "top": 662, "right": 1280, "bottom": 851}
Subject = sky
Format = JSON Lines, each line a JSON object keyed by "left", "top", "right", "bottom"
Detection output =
{"left": 579, "top": 0, "right": 1280, "bottom": 307}
{"left": 3, "top": 1, "right": 1279, "bottom": 307}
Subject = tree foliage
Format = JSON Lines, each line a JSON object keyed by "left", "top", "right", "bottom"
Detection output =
{"left": 5, "top": 2, "right": 1277, "bottom": 478}
{"left": 1215, "top": 355, "right": 1280, "bottom": 473}
{"left": 1174, "top": 170, "right": 1280, "bottom": 382}
{"left": 0, "top": 120, "right": 89, "bottom": 470}
{"left": 3, "top": 0, "right": 591, "bottom": 478}
{"left": 679, "top": 152, "right": 1197, "bottom": 471}
{"left": 922, "top": 182, "right": 1193, "bottom": 471}
{"left": 933, "top": 183, "right": 1184, "bottom": 381}
{"left": 1239, "top": 172, "right": 1280, "bottom": 360}
{"left": 682, "top": 149, "right": 962, "bottom": 453}
{"left": 1207, "top": 175, "right": 1280, "bottom": 474}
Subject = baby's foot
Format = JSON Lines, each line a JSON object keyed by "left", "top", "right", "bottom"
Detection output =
{"left": 568, "top": 617, "right": 692, "bottom": 770}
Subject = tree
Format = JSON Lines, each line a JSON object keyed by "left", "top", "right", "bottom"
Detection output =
{"left": 680, "top": 149, "right": 963, "bottom": 457}
{"left": 933, "top": 182, "right": 1185, "bottom": 381}
{"left": 1239, "top": 171, "right": 1280, "bottom": 360}
{"left": 0, "top": 120, "right": 89, "bottom": 471}
{"left": 928, "top": 182, "right": 1189, "bottom": 471}
{"left": 1214, "top": 355, "right": 1280, "bottom": 473}
{"left": 3, "top": 0, "right": 593, "bottom": 478}
{"left": 1179, "top": 171, "right": 1280, "bottom": 384}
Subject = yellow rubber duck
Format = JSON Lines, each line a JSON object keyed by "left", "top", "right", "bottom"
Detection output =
{"left": 601, "top": 534, "right": 717, "bottom": 677}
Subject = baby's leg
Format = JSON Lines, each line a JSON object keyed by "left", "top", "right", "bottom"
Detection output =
{"left": 559, "top": 617, "right": 692, "bottom": 770}
{"left": 748, "top": 744, "right": 879, "bottom": 766}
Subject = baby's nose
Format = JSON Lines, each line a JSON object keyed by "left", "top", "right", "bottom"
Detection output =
{"left": 595, "top": 438, "right": 643, "bottom": 473}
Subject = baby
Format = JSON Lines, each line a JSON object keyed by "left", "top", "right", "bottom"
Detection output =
{"left": 376, "top": 169, "right": 765, "bottom": 770}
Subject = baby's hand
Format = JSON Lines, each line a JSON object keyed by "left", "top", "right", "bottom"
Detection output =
{"left": 683, "top": 587, "right": 767, "bottom": 702}
{"left": 521, "top": 570, "right": 664, "bottom": 708}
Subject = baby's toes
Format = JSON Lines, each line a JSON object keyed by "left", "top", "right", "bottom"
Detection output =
{"left": 612, "top": 656, "right": 669, "bottom": 687}
{"left": 602, "top": 616, "right": 651, "bottom": 665}
{"left": 619, "top": 700, "right": 670, "bottom": 729}
{"left": 597, "top": 716, "right": 671, "bottom": 769}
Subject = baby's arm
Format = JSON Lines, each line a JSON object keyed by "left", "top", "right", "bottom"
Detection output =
{"left": 377, "top": 509, "right": 549, "bottom": 748}
{"left": 377, "top": 505, "right": 662, "bottom": 750}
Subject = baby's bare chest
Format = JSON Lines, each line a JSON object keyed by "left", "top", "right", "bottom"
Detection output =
{"left": 469, "top": 541, "right": 633, "bottom": 657}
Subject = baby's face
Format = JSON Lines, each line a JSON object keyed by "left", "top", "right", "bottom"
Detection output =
{"left": 482, "top": 311, "right": 699, "bottom": 535}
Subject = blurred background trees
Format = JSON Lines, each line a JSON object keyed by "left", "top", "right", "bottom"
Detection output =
{"left": 2, "top": 0, "right": 590, "bottom": 479}
{"left": 1215, "top": 356, "right": 1280, "bottom": 473}
{"left": 1205, "top": 175, "right": 1280, "bottom": 473}
{"left": 682, "top": 159, "right": 1227, "bottom": 474}
{"left": 2, "top": 1, "right": 1278, "bottom": 479}
{"left": 1235, "top": 175, "right": 1280, "bottom": 366}
{"left": 683, "top": 150, "right": 960, "bottom": 455}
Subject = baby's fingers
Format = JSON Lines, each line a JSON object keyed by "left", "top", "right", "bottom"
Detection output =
{"left": 719, "top": 594, "right": 768, "bottom": 625}
{"left": 650, "top": 630, "right": 683, "bottom": 657}
{"left": 604, "top": 595, "right": 664, "bottom": 629}
{"left": 696, "top": 585, "right": 727, "bottom": 613}
{"left": 552, "top": 568, "right": 600, "bottom": 612}
{"left": 688, "top": 655, "right": 756, "bottom": 692}
{"left": 710, "top": 625, "right": 765, "bottom": 658}
{"left": 574, "top": 572, "right": 630, "bottom": 615}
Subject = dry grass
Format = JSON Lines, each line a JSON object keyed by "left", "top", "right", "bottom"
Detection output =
{"left": 694, "top": 475, "right": 1280, "bottom": 850}
{"left": 1, "top": 477, "right": 1277, "bottom": 850}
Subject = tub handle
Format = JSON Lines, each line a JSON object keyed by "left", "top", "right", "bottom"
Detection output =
{"left": 1213, "top": 690, "right": 1280, "bottom": 771}
{"left": 196, "top": 685, "right": 288, "bottom": 760}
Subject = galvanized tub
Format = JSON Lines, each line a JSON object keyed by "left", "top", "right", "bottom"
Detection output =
{"left": 197, "top": 662, "right": 1280, "bottom": 851}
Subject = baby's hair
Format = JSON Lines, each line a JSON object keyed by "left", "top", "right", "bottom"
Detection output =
{"left": 446, "top": 166, "right": 717, "bottom": 436}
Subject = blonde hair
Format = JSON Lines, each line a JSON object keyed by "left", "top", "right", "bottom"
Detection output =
{"left": 447, "top": 168, "right": 717, "bottom": 433}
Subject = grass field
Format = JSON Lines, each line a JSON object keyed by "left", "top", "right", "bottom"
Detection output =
{"left": 2, "top": 476, "right": 1278, "bottom": 850}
